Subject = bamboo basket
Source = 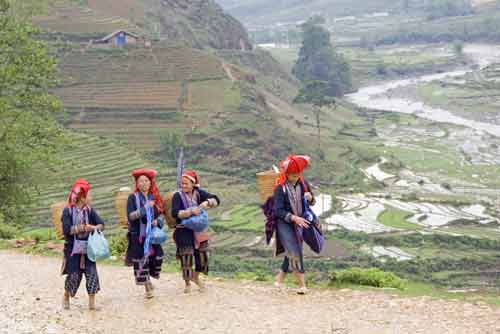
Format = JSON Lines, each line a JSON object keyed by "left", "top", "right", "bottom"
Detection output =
{"left": 256, "top": 170, "right": 279, "bottom": 203}
{"left": 115, "top": 187, "right": 132, "bottom": 229}
{"left": 50, "top": 202, "right": 66, "bottom": 240}
{"left": 162, "top": 191, "right": 177, "bottom": 229}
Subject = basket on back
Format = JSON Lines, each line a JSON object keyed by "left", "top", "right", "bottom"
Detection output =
{"left": 115, "top": 187, "right": 132, "bottom": 229}
{"left": 256, "top": 170, "right": 279, "bottom": 203}
{"left": 51, "top": 202, "right": 66, "bottom": 240}
{"left": 162, "top": 191, "right": 177, "bottom": 229}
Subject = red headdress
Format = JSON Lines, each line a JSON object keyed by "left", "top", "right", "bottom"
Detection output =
{"left": 182, "top": 170, "right": 200, "bottom": 187}
{"left": 132, "top": 169, "right": 164, "bottom": 214}
{"left": 67, "top": 179, "right": 90, "bottom": 207}
{"left": 275, "top": 155, "right": 311, "bottom": 188}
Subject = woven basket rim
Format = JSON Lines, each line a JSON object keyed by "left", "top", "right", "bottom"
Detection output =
{"left": 256, "top": 170, "right": 279, "bottom": 176}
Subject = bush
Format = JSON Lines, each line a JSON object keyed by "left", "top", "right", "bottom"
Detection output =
{"left": 22, "top": 228, "right": 54, "bottom": 243}
{"left": 329, "top": 267, "right": 407, "bottom": 290}
{"left": 0, "top": 223, "right": 18, "bottom": 239}
{"left": 108, "top": 232, "right": 128, "bottom": 257}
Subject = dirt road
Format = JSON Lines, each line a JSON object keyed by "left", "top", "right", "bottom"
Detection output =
{"left": 2, "top": 251, "right": 500, "bottom": 334}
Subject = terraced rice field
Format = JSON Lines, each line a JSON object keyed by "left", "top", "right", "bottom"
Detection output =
{"left": 325, "top": 194, "right": 498, "bottom": 233}
{"left": 33, "top": 0, "right": 139, "bottom": 35}
{"left": 51, "top": 46, "right": 233, "bottom": 152}
{"left": 215, "top": 205, "right": 264, "bottom": 232}
{"left": 57, "top": 47, "right": 226, "bottom": 85}
{"left": 55, "top": 82, "right": 184, "bottom": 109}
{"left": 28, "top": 132, "right": 174, "bottom": 227}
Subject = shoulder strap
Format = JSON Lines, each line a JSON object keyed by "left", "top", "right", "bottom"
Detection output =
{"left": 300, "top": 178, "right": 309, "bottom": 193}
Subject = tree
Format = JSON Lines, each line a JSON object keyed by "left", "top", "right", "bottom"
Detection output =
{"left": 292, "top": 20, "right": 352, "bottom": 97}
{"left": 294, "top": 81, "right": 336, "bottom": 159}
{"left": 0, "top": 0, "right": 64, "bottom": 226}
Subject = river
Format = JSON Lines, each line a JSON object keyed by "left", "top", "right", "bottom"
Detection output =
{"left": 347, "top": 44, "right": 500, "bottom": 136}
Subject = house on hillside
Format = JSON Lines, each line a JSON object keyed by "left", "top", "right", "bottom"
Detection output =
{"left": 94, "top": 30, "right": 141, "bottom": 47}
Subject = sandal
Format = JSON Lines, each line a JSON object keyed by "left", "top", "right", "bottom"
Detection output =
{"left": 297, "top": 286, "right": 308, "bottom": 295}
{"left": 192, "top": 279, "right": 206, "bottom": 292}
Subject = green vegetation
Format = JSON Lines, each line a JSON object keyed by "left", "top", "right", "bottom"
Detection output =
{"left": 0, "top": 0, "right": 65, "bottom": 226}
{"left": 293, "top": 20, "right": 352, "bottom": 97}
{"left": 330, "top": 267, "right": 407, "bottom": 290}
{"left": 377, "top": 206, "right": 420, "bottom": 230}
{"left": 0, "top": 224, "right": 18, "bottom": 239}
{"left": 213, "top": 205, "right": 264, "bottom": 232}
{"left": 108, "top": 230, "right": 128, "bottom": 257}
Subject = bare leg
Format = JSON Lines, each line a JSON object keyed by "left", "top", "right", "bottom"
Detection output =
{"left": 145, "top": 282, "right": 154, "bottom": 299}
{"left": 192, "top": 272, "right": 206, "bottom": 291}
{"left": 88, "top": 294, "right": 96, "bottom": 310}
{"left": 294, "top": 272, "right": 307, "bottom": 294}
{"left": 62, "top": 290, "right": 70, "bottom": 310}
{"left": 274, "top": 271, "right": 287, "bottom": 287}
{"left": 184, "top": 280, "right": 191, "bottom": 294}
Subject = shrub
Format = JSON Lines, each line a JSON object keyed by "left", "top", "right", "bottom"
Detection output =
{"left": 22, "top": 228, "right": 53, "bottom": 243}
{"left": 329, "top": 267, "right": 407, "bottom": 290}
{"left": 109, "top": 232, "right": 128, "bottom": 257}
{"left": 0, "top": 224, "right": 18, "bottom": 239}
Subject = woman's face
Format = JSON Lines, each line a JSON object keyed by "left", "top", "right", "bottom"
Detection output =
{"left": 286, "top": 172, "right": 301, "bottom": 184}
{"left": 76, "top": 190, "right": 90, "bottom": 206}
{"left": 137, "top": 175, "right": 151, "bottom": 193}
{"left": 181, "top": 177, "right": 195, "bottom": 194}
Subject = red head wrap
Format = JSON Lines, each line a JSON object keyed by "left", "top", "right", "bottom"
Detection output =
{"left": 275, "top": 155, "right": 311, "bottom": 188}
{"left": 182, "top": 170, "right": 200, "bottom": 187}
{"left": 132, "top": 169, "right": 164, "bottom": 214}
{"left": 67, "top": 179, "right": 90, "bottom": 207}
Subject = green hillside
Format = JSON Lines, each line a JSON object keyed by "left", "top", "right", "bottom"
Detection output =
{"left": 26, "top": 0, "right": 381, "bottom": 229}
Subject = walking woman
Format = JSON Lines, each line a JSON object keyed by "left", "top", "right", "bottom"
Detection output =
{"left": 273, "top": 155, "right": 315, "bottom": 294}
{"left": 126, "top": 169, "right": 165, "bottom": 298}
{"left": 171, "top": 170, "right": 220, "bottom": 293}
{"left": 62, "top": 179, "right": 105, "bottom": 310}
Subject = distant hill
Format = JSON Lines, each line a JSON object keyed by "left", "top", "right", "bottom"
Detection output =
{"left": 216, "top": 0, "right": 400, "bottom": 25}
{"left": 29, "top": 0, "right": 362, "bottom": 184}
{"left": 216, "top": 0, "right": 499, "bottom": 26}
{"left": 34, "top": 0, "right": 252, "bottom": 50}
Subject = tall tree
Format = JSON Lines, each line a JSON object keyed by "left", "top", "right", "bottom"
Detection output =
{"left": 294, "top": 81, "right": 336, "bottom": 159}
{"left": 0, "top": 0, "right": 64, "bottom": 226}
{"left": 292, "top": 20, "right": 352, "bottom": 98}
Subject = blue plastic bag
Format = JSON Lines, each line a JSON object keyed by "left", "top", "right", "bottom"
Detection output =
{"left": 87, "top": 230, "right": 110, "bottom": 262}
{"left": 180, "top": 209, "right": 209, "bottom": 232}
{"left": 151, "top": 226, "right": 167, "bottom": 245}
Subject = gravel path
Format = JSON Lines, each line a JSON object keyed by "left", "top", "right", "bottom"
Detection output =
{"left": 2, "top": 251, "right": 500, "bottom": 334}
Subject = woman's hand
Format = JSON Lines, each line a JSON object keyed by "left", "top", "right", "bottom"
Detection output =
{"left": 292, "top": 215, "right": 310, "bottom": 228}
{"left": 304, "top": 192, "right": 313, "bottom": 203}
{"left": 199, "top": 201, "right": 209, "bottom": 210}
{"left": 84, "top": 224, "right": 96, "bottom": 232}
{"left": 191, "top": 207, "right": 202, "bottom": 216}
{"left": 152, "top": 220, "right": 158, "bottom": 227}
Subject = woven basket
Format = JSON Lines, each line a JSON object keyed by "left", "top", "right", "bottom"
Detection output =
{"left": 115, "top": 188, "right": 132, "bottom": 229}
{"left": 162, "top": 191, "right": 177, "bottom": 229}
{"left": 50, "top": 202, "right": 66, "bottom": 240}
{"left": 256, "top": 170, "right": 279, "bottom": 203}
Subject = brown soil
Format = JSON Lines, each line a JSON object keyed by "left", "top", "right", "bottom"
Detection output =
{"left": 2, "top": 251, "right": 500, "bottom": 334}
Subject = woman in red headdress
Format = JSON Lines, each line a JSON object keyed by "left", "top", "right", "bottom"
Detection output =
{"left": 61, "top": 179, "right": 105, "bottom": 310}
{"left": 171, "top": 170, "right": 220, "bottom": 293}
{"left": 273, "top": 155, "right": 316, "bottom": 294}
{"left": 126, "top": 169, "right": 165, "bottom": 299}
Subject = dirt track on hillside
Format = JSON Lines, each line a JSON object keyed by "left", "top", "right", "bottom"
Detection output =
{"left": 2, "top": 251, "right": 500, "bottom": 334}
